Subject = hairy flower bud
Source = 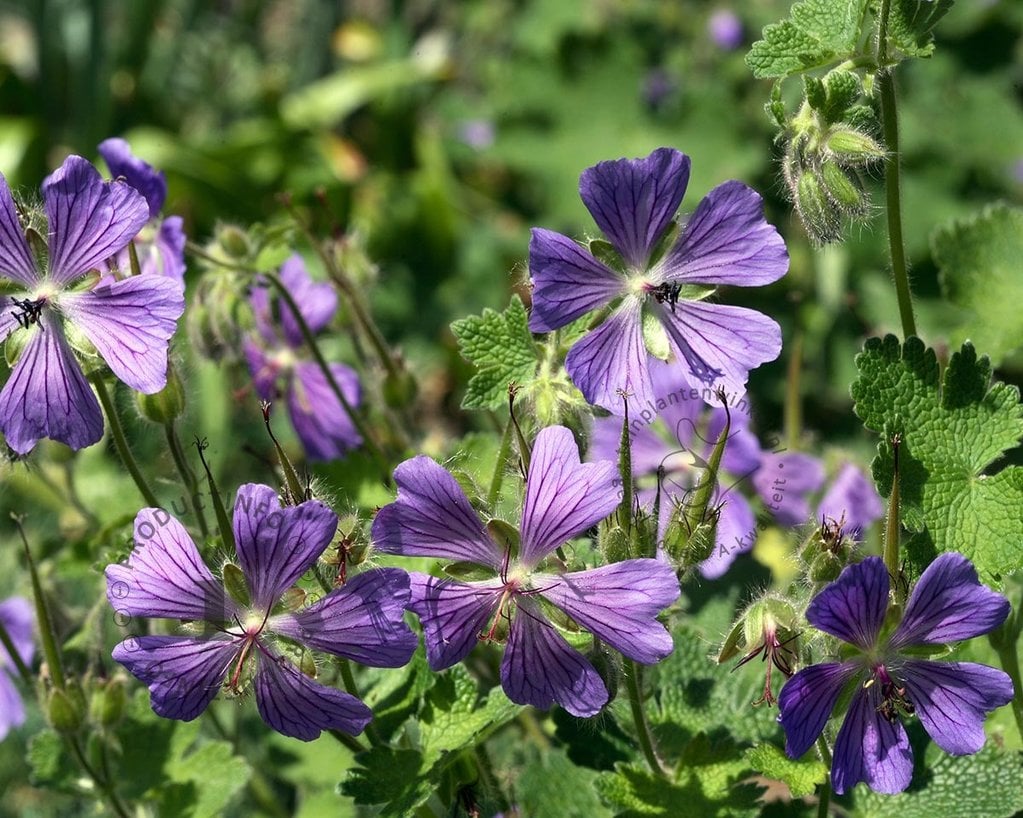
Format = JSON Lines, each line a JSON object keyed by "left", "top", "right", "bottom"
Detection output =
{"left": 48, "top": 687, "right": 83, "bottom": 733}
{"left": 795, "top": 170, "right": 843, "bottom": 246}
{"left": 824, "top": 127, "right": 885, "bottom": 166}
{"left": 135, "top": 361, "right": 185, "bottom": 424}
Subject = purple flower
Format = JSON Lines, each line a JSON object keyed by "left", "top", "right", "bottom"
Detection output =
{"left": 528, "top": 147, "right": 787, "bottom": 415}
{"left": 0, "top": 597, "right": 33, "bottom": 741}
{"left": 106, "top": 484, "right": 417, "bottom": 740}
{"left": 778, "top": 554, "right": 1013, "bottom": 794}
{"left": 0, "top": 155, "right": 184, "bottom": 453}
{"left": 707, "top": 10, "right": 743, "bottom": 51}
{"left": 372, "top": 426, "right": 680, "bottom": 717}
{"left": 816, "top": 462, "right": 883, "bottom": 539}
{"left": 98, "top": 138, "right": 186, "bottom": 283}
{"left": 244, "top": 255, "right": 362, "bottom": 461}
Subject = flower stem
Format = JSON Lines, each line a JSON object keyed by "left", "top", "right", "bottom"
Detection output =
{"left": 618, "top": 397, "right": 634, "bottom": 538}
{"left": 883, "top": 433, "right": 904, "bottom": 603}
{"left": 815, "top": 735, "right": 833, "bottom": 816}
{"left": 486, "top": 414, "right": 514, "bottom": 509}
{"left": 876, "top": 0, "right": 917, "bottom": 339}
{"left": 13, "top": 515, "right": 65, "bottom": 689}
{"left": 90, "top": 375, "right": 160, "bottom": 508}
{"left": 989, "top": 608, "right": 1023, "bottom": 746}
{"left": 67, "top": 736, "right": 131, "bottom": 818}
{"left": 164, "top": 422, "right": 210, "bottom": 538}
{"left": 329, "top": 728, "right": 369, "bottom": 754}
{"left": 624, "top": 659, "right": 666, "bottom": 778}
{"left": 338, "top": 659, "right": 382, "bottom": 746}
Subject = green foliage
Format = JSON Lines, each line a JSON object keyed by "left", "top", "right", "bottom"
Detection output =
{"left": 746, "top": 0, "right": 870, "bottom": 78}
{"left": 451, "top": 295, "right": 538, "bottom": 410}
{"left": 851, "top": 336, "right": 1023, "bottom": 582}
{"left": 745, "top": 743, "right": 826, "bottom": 799}
{"left": 882, "top": 0, "right": 955, "bottom": 60}
{"left": 26, "top": 729, "right": 78, "bottom": 792}
{"left": 933, "top": 204, "right": 1023, "bottom": 366}
{"left": 516, "top": 747, "right": 614, "bottom": 818}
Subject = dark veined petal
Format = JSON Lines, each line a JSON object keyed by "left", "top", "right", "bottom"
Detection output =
{"left": 899, "top": 660, "right": 1013, "bottom": 755}
{"left": 0, "top": 299, "right": 19, "bottom": 345}
{"left": 698, "top": 488, "right": 756, "bottom": 579}
{"left": 537, "top": 559, "right": 678, "bottom": 663}
{"left": 578, "top": 148, "right": 691, "bottom": 270}
{"left": 278, "top": 254, "right": 339, "bottom": 346}
{"left": 97, "top": 137, "right": 167, "bottom": 216}
{"left": 753, "top": 452, "right": 826, "bottom": 527}
{"left": 42, "top": 155, "right": 149, "bottom": 286}
{"left": 890, "top": 552, "right": 1010, "bottom": 649}
{"left": 806, "top": 556, "right": 889, "bottom": 650}
{"left": 0, "top": 173, "right": 38, "bottom": 287}
{"left": 407, "top": 573, "right": 505, "bottom": 670}
{"left": 254, "top": 649, "right": 372, "bottom": 740}
{"left": 0, "top": 597, "right": 34, "bottom": 670}
{"left": 269, "top": 568, "right": 417, "bottom": 668}
{"left": 660, "top": 180, "right": 788, "bottom": 287}
{"left": 0, "top": 671, "right": 26, "bottom": 741}
{"left": 500, "top": 597, "right": 608, "bottom": 717}
{"left": 519, "top": 426, "right": 619, "bottom": 567}
{"left": 816, "top": 463, "right": 884, "bottom": 539}
{"left": 0, "top": 314, "right": 103, "bottom": 454}
{"left": 565, "top": 298, "right": 652, "bottom": 416}
{"left": 778, "top": 662, "right": 858, "bottom": 759}
{"left": 831, "top": 683, "right": 913, "bottom": 795}
{"left": 232, "top": 484, "right": 339, "bottom": 611}
{"left": 60, "top": 274, "right": 184, "bottom": 394}
{"left": 112, "top": 635, "right": 238, "bottom": 722}
{"left": 371, "top": 456, "right": 503, "bottom": 570}
{"left": 658, "top": 300, "right": 782, "bottom": 404}
{"left": 527, "top": 228, "right": 626, "bottom": 332}
{"left": 105, "top": 508, "right": 235, "bottom": 622}
{"left": 286, "top": 361, "right": 362, "bottom": 461}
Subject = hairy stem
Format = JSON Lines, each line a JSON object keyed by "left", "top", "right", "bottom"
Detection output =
{"left": 486, "top": 414, "right": 514, "bottom": 509}
{"left": 164, "top": 423, "right": 210, "bottom": 538}
{"left": 625, "top": 660, "right": 666, "bottom": 778}
{"left": 990, "top": 610, "right": 1023, "bottom": 746}
{"left": 90, "top": 375, "right": 160, "bottom": 507}
{"left": 14, "top": 516, "right": 65, "bottom": 689}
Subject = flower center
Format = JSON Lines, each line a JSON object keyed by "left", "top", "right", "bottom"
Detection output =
{"left": 649, "top": 282, "right": 683, "bottom": 313}
{"left": 10, "top": 296, "right": 47, "bottom": 330}
{"left": 869, "top": 664, "right": 915, "bottom": 723}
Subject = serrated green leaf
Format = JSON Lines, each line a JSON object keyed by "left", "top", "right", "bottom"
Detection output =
{"left": 934, "top": 204, "right": 1023, "bottom": 366}
{"left": 451, "top": 295, "right": 539, "bottom": 410}
{"left": 883, "top": 0, "right": 955, "bottom": 60}
{"left": 340, "top": 746, "right": 430, "bottom": 816}
{"left": 745, "top": 743, "right": 826, "bottom": 799}
{"left": 851, "top": 336, "right": 1023, "bottom": 582}
{"left": 746, "top": 0, "right": 870, "bottom": 79}
{"left": 847, "top": 743, "right": 1023, "bottom": 818}
{"left": 26, "top": 729, "right": 78, "bottom": 791}
{"left": 517, "top": 747, "right": 614, "bottom": 818}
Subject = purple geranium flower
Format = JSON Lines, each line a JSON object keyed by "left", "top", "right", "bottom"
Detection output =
{"left": 0, "top": 596, "right": 33, "bottom": 741}
{"left": 244, "top": 255, "right": 362, "bottom": 461}
{"left": 107, "top": 484, "right": 417, "bottom": 740}
{"left": 528, "top": 147, "right": 787, "bottom": 415}
{"left": 98, "top": 138, "right": 186, "bottom": 283}
{"left": 372, "top": 426, "right": 680, "bottom": 717}
{"left": 590, "top": 362, "right": 820, "bottom": 577}
{"left": 779, "top": 554, "right": 1013, "bottom": 794}
{"left": 816, "top": 462, "right": 883, "bottom": 539}
{"left": 0, "top": 155, "right": 184, "bottom": 453}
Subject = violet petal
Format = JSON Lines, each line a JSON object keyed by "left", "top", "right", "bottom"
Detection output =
{"left": 286, "top": 360, "right": 362, "bottom": 460}
{"left": 407, "top": 573, "right": 504, "bottom": 670}
{"left": 0, "top": 174, "right": 37, "bottom": 287}
{"left": 778, "top": 662, "right": 857, "bottom": 759}
{"left": 278, "top": 255, "right": 338, "bottom": 346}
{"left": 816, "top": 463, "right": 883, "bottom": 538}
{"left": 98, "top": 137, "right": 167, "bottom": 216}
{"left": 806, "top": 556, "right": 889, "bottom": 650}
{"left": 831, "top": 683, "right": 913, "bottom": 795}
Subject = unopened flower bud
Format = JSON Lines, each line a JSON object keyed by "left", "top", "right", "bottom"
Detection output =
{"left": 599, "top": 522, "right": 631, "bottom": 564}
{"left": 824, "top": 128, "right": 885, "bottom": 166}
{"left": 135, "top": 362, "right": 185, "bottom": 424}
{"left": 820, "top": 161, "right": 865, "bottom": 212}
{"left": 796, "top": 170, "right": 842, "bottom": 246}
{"left": 382, "top": 369, "right": 418, "bottom": 409}
{"left": 48, "top": 687, "right": 83, "bottom": 733}
{"left": 216, "top": 224, "right": 251, "bottom": 260}
{"left": 89, "top": 677, "right": 126, "bottom": 728}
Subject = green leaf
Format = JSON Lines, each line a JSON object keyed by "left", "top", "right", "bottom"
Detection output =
{"left": 882, "top": 0, "right": 955, "bottom": 60}
{"left": 745, "top": 743, "right": 826, "bottom": 799}
{"left": 851, "top": 336, "right": 1023, "bottom": 582}
{"left": 451, "top": 295, "right": 539, "bottom": 410}
{"left": 26, "top": 729, "right": 78, "bottom": 791}
{"left": 847, "top": 743, "right": 1023, "bottom": 817}
{"left": 518, "top": 747, "right": 614, "bottom": 818}
{"left": 934, "top": 204, "right": 1023, "bottom": 366}
{"left": 746, "top": 0, "right": 870, "bottom": 79}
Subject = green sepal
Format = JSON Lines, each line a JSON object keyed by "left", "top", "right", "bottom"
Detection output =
{"left": 588, "top": 238, "right": 625, "bottom": 272}
{"left": 642, "top": 309, "right": 671, "bottom": 361}
{"left": 223, "top": 562, "right": 252, "bottom": 609}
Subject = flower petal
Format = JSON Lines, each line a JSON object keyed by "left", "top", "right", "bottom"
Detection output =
{"left": 0, "top": 315, "right": 103, "bottom": 453}
{"left": 565, "top": 298, "right": 652, "bottom": 416}
{"left": 407, "top": 573, "right": 504, "bottom": 670}
{"left": 278, "top": 255, "right": 338, "bottom": 346}
{"left": 244, "top": 339, "right": 279, "bottom": 399}
{"left": 43, "top": 155, "right": 149, "bottom": 285}
{"left": 891, "top": 552, "right": 1010, "bottom": 648}
{"left": 0, "top": 672, "right": 26, "bottom": 741}
{"left": 98, "top": 137, "right": 167, "bottom": 216}
{"left": 501, "top": 597, "right": 608, "bottom": 717}
{"left": 816, "top": 463, "right": 883, "bottom": 538}
{"left": 658, "top": 300, "right": 782, "bottom": 401}
{"left": 660, "top": 180, "right": 788, "bottom": 286}
{"left": 371, "top": 456, "right": 503, "bottom": 570}
{"left": 270, "top": 568, "right": 417, "bottom": 667}
{"left": 112, "top": 635, "right": 237, "bottom": 721}
{"left": 778, "top": 662, "right": 858, "bottom": 760}
{"left": 232, "top": 484, "right": 339, "bottom": 611}
{"left": 519, "top": 425, "right": 619, "bottom": 567}
{"left": 831, "top": 684, "right": 913, "bottom": 795}
{"left": 287, "top": 361, "right": 362, "bottom": 461}
{"left": 806, "top": 556, "right": 889, "bottom": 650}
{"left": 698, "top": 488, "right": 756, "bottom": 579}
{"left": 139, "top": 216, "right": 187, "bottom": 282}
{"left": 60, "top": 274, "right": 184, "bottom": 393}
{"left": 900, "top": 660, "right": 1013, "bottom": 755}
{"left": 527, "top": 228, "right": 625, "bottom": 332}
{"left": 0, "top": 597, "right": 33, "bottom": 670}
{"left": 0, "top": 300, "right": 19, "bottom": 345}
{"left": 106, "top": 508, "right": 234, "bottom": 621}
{"left": 254, "top": 649, "right": 372, "bottom": 740}
{"left": 537, "top": 559, "right": 678, "bottom": 663}
{"left": 754, "top": 452, "right": 826, "bottom": 527}
{"left": 579, "top": 147, "right": 691, "bottom": 269}
{"left": 0, "top": 174, "right": 37, "bottom": 287}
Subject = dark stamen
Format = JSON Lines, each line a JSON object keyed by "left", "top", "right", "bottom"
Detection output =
{"left": 650, "top": 282, "right": 683, "bottom": 313}
{"left": 11, "top": 297, "right": 45, "bottom": 330}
